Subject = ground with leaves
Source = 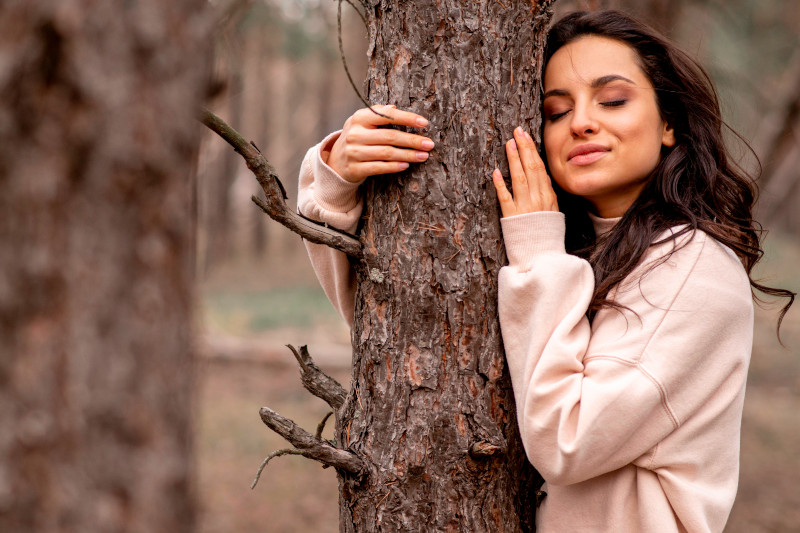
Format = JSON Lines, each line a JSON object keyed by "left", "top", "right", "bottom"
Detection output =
{"left": 196, "top": 236, "right": 800, "bottom": 533}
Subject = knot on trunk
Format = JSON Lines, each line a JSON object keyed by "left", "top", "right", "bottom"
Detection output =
{"left": 468, "top": 440, "right": 503, "bottom": 459}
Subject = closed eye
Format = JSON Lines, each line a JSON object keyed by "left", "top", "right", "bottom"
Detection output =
{"left": 547, "top": 110, "right": 570, "bottom": 122}
{"left": 601, "top": 99, "right": 627, "bottom": 108}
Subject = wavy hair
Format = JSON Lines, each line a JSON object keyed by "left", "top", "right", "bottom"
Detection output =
{"left": 543, "top": 10, "right": 794, "bottom": 328}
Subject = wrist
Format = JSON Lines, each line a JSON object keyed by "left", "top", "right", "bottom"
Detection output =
{"left": 501, "top": 211, "right": 567, "bottom": 267}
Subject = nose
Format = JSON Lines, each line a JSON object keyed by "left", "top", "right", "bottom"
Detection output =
{"left": 570, "top": 101, "right": 598, "bottom": 137}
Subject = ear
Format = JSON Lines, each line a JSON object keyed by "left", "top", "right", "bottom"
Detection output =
{"left": 661, "top": 121, "right": 676, "bottom": 147}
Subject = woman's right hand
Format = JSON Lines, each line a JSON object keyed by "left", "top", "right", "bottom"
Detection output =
{"left": 327, "top": 104, "right": 435, "bottom": 183}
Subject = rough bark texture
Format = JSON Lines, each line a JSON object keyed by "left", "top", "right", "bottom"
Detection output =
{"left": 0, "top": 1, "right": 211, "bottom": 531}
{"left": 337, "top": 1, "right": 554, "bottom": 531}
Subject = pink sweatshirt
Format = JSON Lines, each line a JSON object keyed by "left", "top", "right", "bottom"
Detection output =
{"left": 298, "top": 132, "right": 753, "bottom": 533}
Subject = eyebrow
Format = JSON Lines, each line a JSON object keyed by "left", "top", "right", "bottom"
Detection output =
{"left": 543, "top": 74, "right": 636, "bottom": 99}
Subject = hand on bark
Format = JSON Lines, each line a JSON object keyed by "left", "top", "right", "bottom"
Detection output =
{"left": 327, "top": 104, "right": 435, "bottom": 183}
{"left": 492, "top": 127, "right": 558, "bottom": 217}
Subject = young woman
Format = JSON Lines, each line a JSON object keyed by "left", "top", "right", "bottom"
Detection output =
{"left": 297, "top": 10, "right": 793, "bottom": 533}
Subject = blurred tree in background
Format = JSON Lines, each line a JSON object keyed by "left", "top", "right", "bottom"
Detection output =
{"left": 0, "top": 0, "right": 211, "bottom": 530}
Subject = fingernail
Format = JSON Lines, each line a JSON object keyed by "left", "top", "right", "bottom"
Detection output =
{"left": 398, "top": 162, "right": 409, "bottom": 170}
{"left": 416, "top": 117, "right": 429, "bottom": 127}
{"left": 416, "top": 151, "right": 429, "bottom": 161}
{"left": 515, "top": 126, "right": 523, "bottom": 135}
{"left": 508, "top": 139, "right": 517, "bottom": 151}
{"left": 421, "top": 139, "right": 434, "bottom": 149}
{"left": 388, "top": 104, "right": 396, "bottom": 108}
{"left": 524, "top": 130, "right": 532, "bottom": 140}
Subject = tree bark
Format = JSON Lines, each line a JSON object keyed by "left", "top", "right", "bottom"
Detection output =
{"left": 0, "top": 1, "right": 211, "bottom": 531}
{"left": 336, "top": 1, "right": 554, "bottom": 531}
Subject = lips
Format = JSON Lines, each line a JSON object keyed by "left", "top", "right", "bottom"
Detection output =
{"left": 567, "top": 144, "right": 610, "bottom": 165}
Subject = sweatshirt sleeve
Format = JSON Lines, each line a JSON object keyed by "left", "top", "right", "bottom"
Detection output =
{"left": 498, "top": 212, "right": 753, "bottom": 486}
{"left": 297, "top": 131, "right": 364, "bottom": 326}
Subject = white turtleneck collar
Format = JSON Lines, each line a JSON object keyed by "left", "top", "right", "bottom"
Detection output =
{"left": 588, "top": 212, "right": 621, "bottom": 237}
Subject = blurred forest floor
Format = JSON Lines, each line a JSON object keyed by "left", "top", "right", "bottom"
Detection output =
{"left": 194, "top": 230, "right": 800, "bottom": 533}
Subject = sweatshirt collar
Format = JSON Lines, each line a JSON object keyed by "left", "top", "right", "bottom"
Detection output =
{"left": 588, "top": 212, "right": 621, "bottom": 237}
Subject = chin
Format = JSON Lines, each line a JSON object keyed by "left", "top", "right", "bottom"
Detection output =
{"left": 556, "top": 177, "right": 609, "bottom": 199}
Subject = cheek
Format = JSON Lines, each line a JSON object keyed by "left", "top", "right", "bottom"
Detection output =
{"left": 612, "top": 115, "right": 647, "bottom": 139}
{"left": 616, "top": 113, "right": 665, "bottom": 160}
{"left": 543, "top": 131, "right": 567, "bottom": 185}
{"left": 616, "top": 105, "right": 665, "bottom": 147}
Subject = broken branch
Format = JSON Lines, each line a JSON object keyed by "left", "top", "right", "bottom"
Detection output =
{"left": 259, "top": 407, "right": 365, "bottom": 475}
{"left": 199, "top": 109, "right": 362, "bottom": 257}
{"left": 287, "top": 344, "right": 347, "bottom": 410}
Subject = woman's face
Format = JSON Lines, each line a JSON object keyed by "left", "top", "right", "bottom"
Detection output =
{"left": 542, "top": 35, "right": 675, "bottom": 218}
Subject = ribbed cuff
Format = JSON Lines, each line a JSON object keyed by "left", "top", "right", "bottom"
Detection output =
{"left": 313, "top": 131, "right": 364, "bottom": 213}
{"left": 501, "top": 211, "right": 567, "bottom": 267}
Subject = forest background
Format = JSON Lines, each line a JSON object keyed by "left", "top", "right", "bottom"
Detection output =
{"left": 197, "top": 0, "right": 800, "bottom": 531}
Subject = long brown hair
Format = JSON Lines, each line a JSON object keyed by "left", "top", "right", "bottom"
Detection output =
{"left": 543, "top": 10, "right": 795, "bottom": 327}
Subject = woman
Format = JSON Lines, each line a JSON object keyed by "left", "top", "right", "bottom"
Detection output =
{"left": 297, "top": 10, "right": 793, "bottom": 532}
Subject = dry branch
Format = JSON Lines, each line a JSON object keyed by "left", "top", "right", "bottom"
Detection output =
{"left": 316, "top": 411, "right": 334, "bottom": 440}
{"left": 199, "top": 109, "right": 362, "bottom": 257}
{"left": 287, "top": 344, "right": 347, "bottom": 410}
{"left": 250, "top": 448, "right": 305, "bottom": 489}
{"left": 259, "top": 407, "right": 365, "bottom": 475}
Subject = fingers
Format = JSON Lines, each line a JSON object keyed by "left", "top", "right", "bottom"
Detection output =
{"left": 331, "top": 105, "right": 434, "bottom": 182}
{"left": 340, "top": 159, "right": 413, "bottom": 183}
{"left": 345, "top": 127, "right": 434, "bottom": 152}
{"left": 492, "top": 168, "right": 516, "bottom": 218}
{"left": 348, "top": 144, "right": 430, "bottom": 164}
{"left": 353, "top": 104, "right": 429, "bottom": 129}
{"left": 493, "top": 127, "right": 559, "bottom": 217}
{"left": 356, "top": 161, "right": 412, "bottom": 178}
{"left": 505, "top": 138, "right": 533, "bottom": 213}
{"left": 513, "top": 127, "right": 546, "bottom": 177}
{"left": 513, "top": 127, "right": 555, "bottom": 210}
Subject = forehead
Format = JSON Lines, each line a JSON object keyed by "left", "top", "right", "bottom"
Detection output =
{"left": 544, "top": 35, "right": 650, "bottom": 91}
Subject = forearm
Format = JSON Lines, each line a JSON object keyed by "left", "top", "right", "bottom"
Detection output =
{"left": 498, "top": 212, "right": 674, "bottom": 484}
{"left": 298, "top": 132, "right": 363, "bottom": 325}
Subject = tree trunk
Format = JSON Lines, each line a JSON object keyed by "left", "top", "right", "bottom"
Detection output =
{"left": 337, "top": 1, "right": 554, "bottom": 531}
{"left": 0, "top": 1, "right": 211, "bottom": 531}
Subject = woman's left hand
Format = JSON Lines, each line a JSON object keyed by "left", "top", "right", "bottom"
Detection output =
{"left": 492, "top": 127, "right": 559, "bottom": 217}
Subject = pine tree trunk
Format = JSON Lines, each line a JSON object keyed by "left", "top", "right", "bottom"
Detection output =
{"left": 0, "top": 1, "right": 211, "bottom": 531}
{"left": 337, "top": 1, "right": 554, "bottom": 530}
